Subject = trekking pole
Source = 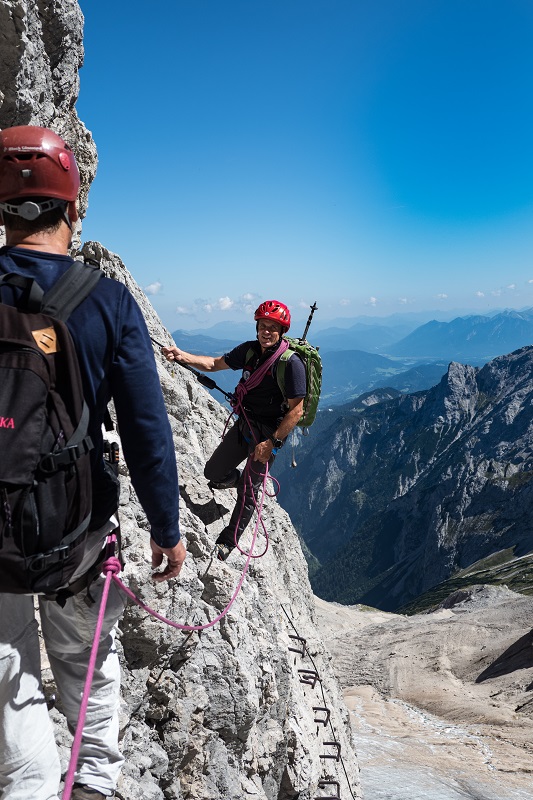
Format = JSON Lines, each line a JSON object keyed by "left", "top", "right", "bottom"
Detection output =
{"left": 300, "top": 301, "right": 318, "bottom": 342}
{"left": 149, "top": 335, "right": 235, "bottom": 402}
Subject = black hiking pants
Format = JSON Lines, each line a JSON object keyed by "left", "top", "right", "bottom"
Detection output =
{"left": 204, "top": 416, "right": 277, "bottom": 550}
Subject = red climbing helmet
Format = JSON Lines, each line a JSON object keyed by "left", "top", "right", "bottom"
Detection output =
{"left": 0, "top": 125, "right": 80, "bottom": 204}
{"left": 254, "top": 300, "right": 291, "bottom": 331}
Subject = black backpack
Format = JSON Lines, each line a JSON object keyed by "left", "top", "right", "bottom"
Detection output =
{"left": 0, "top": 261, "right": 102, "bottom": 593}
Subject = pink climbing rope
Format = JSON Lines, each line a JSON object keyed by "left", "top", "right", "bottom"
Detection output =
{"left": 224, "top": 340, "right": 288, "bottom": 560}
{"left": 112, "top": 460, "right": 270, "bottom": 631}
{"left": 62, "top": 536, "right": 121, "bottom": 800}
{"left": 230, "top": 454, "right": 280, "bottom": 560}
{"left": 231, "top": 338, "right": 289, "bottom": 412}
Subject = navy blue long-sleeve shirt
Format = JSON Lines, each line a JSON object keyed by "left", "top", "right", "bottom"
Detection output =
{"left": 0, "top": 246, "right": 180, "bottom": 547}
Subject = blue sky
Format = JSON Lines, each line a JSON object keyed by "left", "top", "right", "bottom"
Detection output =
{"left": 77, "top": 0, "right": 533, "bottom": 330}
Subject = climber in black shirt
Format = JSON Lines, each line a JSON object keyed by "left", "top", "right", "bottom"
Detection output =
{"left": 163, "top": 300, "right": 306, "bottom": 560}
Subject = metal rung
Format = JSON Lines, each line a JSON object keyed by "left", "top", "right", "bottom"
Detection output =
{"left": 298, "top": 669, "right": 321, "bottom": 688}
{"left": 320, "top": 741, "right": 341, "bottom": 761}
{"left": 313, "top": 706, "right": 330, "bottom": 727}
{"left": 314, "top": 779, "right": 341, "bottom": 799}
{"left": 288, "top": 634, "right": 307, "bottom": 657}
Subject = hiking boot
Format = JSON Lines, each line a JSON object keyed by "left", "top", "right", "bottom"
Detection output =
{"left": 215, "top": 542, "right": 234, "bottom": 561}
{"left": 207, "top": 469, "right": 240, "bottom": 490}
{"left": 71, "top": 784, "right": 109, "bottom": 800}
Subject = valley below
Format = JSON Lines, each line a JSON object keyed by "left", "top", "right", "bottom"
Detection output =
{"left": 315, "top": 586, "right": 533, "bottom": 800}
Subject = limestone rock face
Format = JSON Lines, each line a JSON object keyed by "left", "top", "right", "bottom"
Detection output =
{"left": 72, "top": 243, "right": 360, "bottom": 800}
{"left": 0, "top": 2, "right": 360, "bottom": 796}
{"left": 0, "top": 0, "right": 97, "bottom": 245}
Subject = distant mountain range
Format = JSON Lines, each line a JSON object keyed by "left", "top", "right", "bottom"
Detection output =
{"left": 387, "top": 309, "right": 533, "bottom": 360}
{"left": 179, "top": 307, "right": 504, "bottom": 338}
{"left": 319, "top": 350, "right": 449, "bottom": 404}
{"left": 314, "top": 323, "right": 414, "bottom": 353}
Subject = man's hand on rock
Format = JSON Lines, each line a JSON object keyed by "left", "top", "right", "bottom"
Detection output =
{"left": 151, "top": 539, "right": 187, "bottom": 582}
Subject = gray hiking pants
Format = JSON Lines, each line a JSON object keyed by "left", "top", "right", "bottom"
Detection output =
{"left": 0, "top": 518, "right": 124, "bottom": 800}
{"left": 204, "top": 417, "right": 277, "bottom": 549}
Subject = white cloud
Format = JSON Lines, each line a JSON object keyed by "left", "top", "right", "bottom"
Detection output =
{"left": 217, "top": 296, "right": 234, "bottom": 311}
{"left": 507, "top": 284, "right": 516, "bottom": 290}
{"left": 528, "top": 279, "right": 533, "bottom": 285}
{"left": 436, "top": 293, "right": 448, "bottom": 300}
{"left": 175, "top": 305, "right": 191, "bottom": 315}
{"left": 367, "top": 296, "right": 377, "bottom": 306}
{"left": 491, "top": 289, "right": 501, "bottom": 297}
{"left": 241, "top": 293, "right": 258, "bottom": 314}
{"left": 298, "top": 300, "right": 309, "bottom": 309}
{"left": 144, "top": 281, "right": 162, "bottom": 296}
{"left": 339, "top": 298, "right": 350, "bottom": 306}
{"left": 475, "top": 291, "right": 485, "bottom": 297}
{"left": 398, "top": 297, "right": 408, "bottom": 304}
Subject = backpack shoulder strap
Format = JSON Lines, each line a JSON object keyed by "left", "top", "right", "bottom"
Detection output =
{"left": 273, "top": 337, "right": 299, "bottom": 399}
{"left": 275, "top": 347, "right": 295, "bottom": 398}
{"left": 41, "top": 260, "right": 103, "bottom": 322}
{"left": 0, "top": 272, "right": 45, "bottom": 312}
{"left": 245, "top": 347, "right": 255, "bottom": 364}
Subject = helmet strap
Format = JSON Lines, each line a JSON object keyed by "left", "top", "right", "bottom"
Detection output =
{"left": 62, "top": 205, "right": 73, "bottom": 232}
{"left": 0, "top": 198, "right": 68, "bottom": 221}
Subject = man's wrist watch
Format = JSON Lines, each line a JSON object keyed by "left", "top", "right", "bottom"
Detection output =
{"left": 269, "top": 435, "right": 284, "bottom": 449}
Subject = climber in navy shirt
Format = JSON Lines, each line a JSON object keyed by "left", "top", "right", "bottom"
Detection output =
{"left": 0, "top": 125, "right": 185, "bottom": 800}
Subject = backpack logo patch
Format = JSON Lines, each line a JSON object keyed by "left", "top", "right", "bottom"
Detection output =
{"left": 0, "top": 417, "right": 14, "bottom": 428}
{"left": 31, "top": 326, "right": 60, "bottom": 354}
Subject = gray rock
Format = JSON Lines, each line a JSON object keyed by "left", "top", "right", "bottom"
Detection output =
{"left": 0, "top": 0, "right": 96, "bottom": 247}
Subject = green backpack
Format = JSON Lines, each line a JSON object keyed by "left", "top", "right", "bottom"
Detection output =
{"left": 277, "top": 336, "right": 322, "bottom": 428}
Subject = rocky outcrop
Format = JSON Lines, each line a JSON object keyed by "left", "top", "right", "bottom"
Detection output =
{"left": 0, "top": 0, "right": 97, "bottom": 245}
{"left": 0, "top": 3, "right": 360, "bottom": 797}
{"left": 282, "top": 351, "right": 533, "bottom": 611}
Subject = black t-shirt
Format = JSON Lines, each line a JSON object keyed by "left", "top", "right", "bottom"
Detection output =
{"left": 224, "top": 339, "right": 306, "bottom": 424}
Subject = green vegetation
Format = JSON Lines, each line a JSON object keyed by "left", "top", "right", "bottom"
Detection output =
{"left": 504, "top": 470, "right": 533, "bottom": 489}
{"left": 349, "top": 490, "right": 367, "bottom": 509}
{"left": 299, "top": 537, "right": 321, "bottom": 578}
{"left": 399, "top": 549, "right": 533, "bottom": 615}
{"left": 475, "top": 392, "right": 493, "bottom": 412}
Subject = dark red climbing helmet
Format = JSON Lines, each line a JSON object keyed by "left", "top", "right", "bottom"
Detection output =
{"left": 0, "top": 125, "right": 80, "bottom": 204}
{"left": 254, "top": 300, "right": 291, "bottom": 331}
